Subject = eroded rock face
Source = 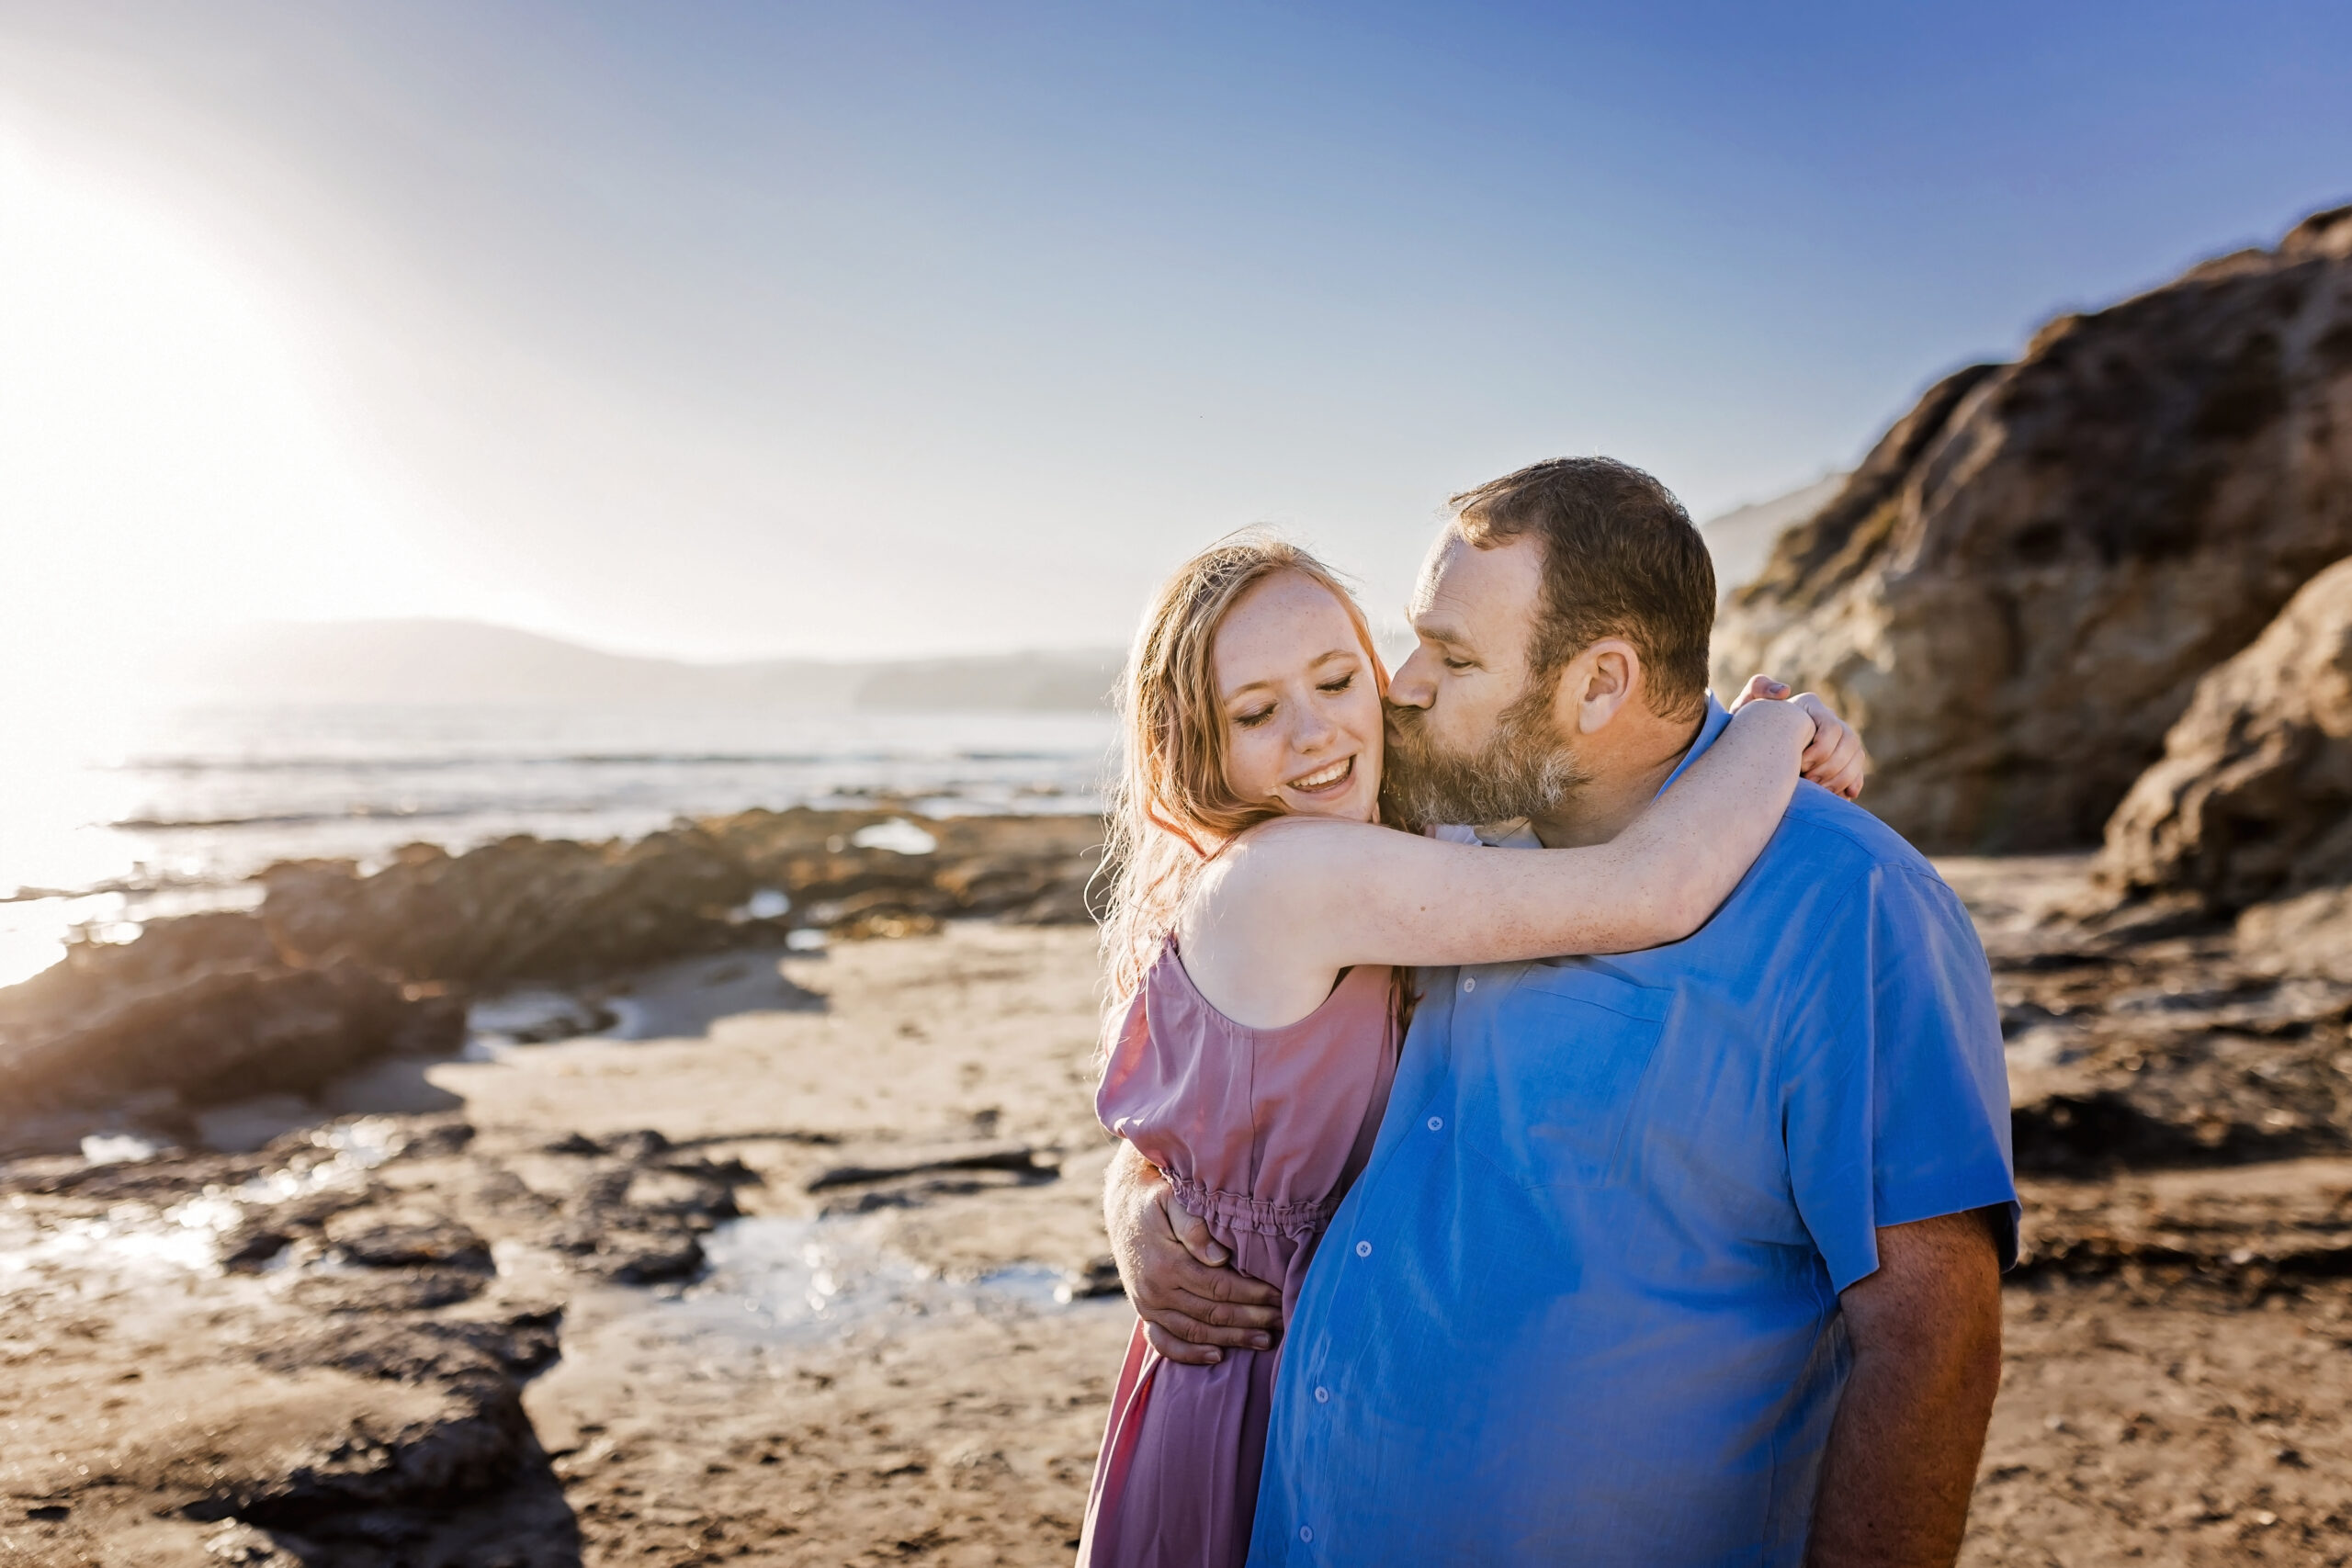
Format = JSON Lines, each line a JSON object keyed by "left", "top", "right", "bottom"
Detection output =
{"left": 1714, "top": 204, "right": 2352, "bottom": 852}
{"left": 2098, "top": 555, "right": 2352, "bottom": 917}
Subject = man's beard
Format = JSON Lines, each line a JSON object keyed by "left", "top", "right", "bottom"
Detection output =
{"left": 1382, "top": 684, "right": 1593, "bottom": 830}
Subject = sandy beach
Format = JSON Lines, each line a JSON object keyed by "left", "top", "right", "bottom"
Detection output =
{"left": 7, "top": 12, "right": 2349, "bottom": 1563}
{"left": 5, "top": 860, "right": 2352, "bottom": 1564}
{"left": 1, "top": 920, "right": 1134, "bottom": 1565}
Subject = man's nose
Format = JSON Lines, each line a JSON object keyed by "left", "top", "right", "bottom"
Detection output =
{"left": 1389, "top": 647, "right": 1438, "bottom": 709}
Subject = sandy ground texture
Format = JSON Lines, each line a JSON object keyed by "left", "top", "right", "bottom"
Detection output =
{"left": 0, "top": 924, "right": 1133, "bottom": 1567}
{"left": 5, "top": 874, "right": 2352, "bottom": 1565}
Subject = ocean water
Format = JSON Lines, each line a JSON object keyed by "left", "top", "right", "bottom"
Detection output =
{"left": 0, "top": 702, "right": 1116, "bottom": 989}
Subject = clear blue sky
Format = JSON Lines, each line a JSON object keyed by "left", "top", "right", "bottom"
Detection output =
{"left": 1, "top": 0, "right": 2346, "bottom": 665}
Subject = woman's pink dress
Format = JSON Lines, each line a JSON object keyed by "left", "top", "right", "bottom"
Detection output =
{"left": 1078, "top": 938, "right": 1398, "bottom": 1568}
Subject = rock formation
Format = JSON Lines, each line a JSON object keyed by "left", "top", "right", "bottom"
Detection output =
{"left": 1714, "top": 204, "right": 2352, "bottom": 852}
{"left": 256, "top": 808, "right": 1104, "bottom": 991}
{"left": 260, "top": 828, "right": 757, "bottom": 987}
{"left": 2099, "top": 554, "right": 2352, "bottom": 907}
{"left": 0, "top": 911, "right": 460, "bottom": 1127}
{"left": 2094, "top": 555, "right": 2352, "bottom": 975}
{"left": 704, "top": 807, "right": 1102, "bottom": 929}
{"left": 0, "top": 808, "right": 1102, "bottom": 1150}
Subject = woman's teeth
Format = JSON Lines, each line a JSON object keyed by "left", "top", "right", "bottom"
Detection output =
{"left": 1289, "top": 757, "right": 1353, "bottom": 792}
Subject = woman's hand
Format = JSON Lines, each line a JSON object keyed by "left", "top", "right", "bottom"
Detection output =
{"left": 1730, "top": 675, "right": 1866, "bottom": 801}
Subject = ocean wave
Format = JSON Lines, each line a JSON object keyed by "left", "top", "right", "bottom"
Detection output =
{"left": 1, "top": 870, "right": 250, "bottom": 904}
{"left": 119, "top": 751, "right": 834, "bottom": 773}
{"left": 111, "top": 748, "right": 1093, "bottom": 773}
{"left": 108, "top": 805, "right": 534, "bottom": 831}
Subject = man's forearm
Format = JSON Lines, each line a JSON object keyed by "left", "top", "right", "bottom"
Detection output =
{"left": 1806, "top": 1341, "right": 1998, "bottom": 1563}
{"left": 1807, "top": 1213, "right": 2003, "bottom": 1567}
{"left": 1103, "top": 1140, "right": 1153, "bottom": 1251}
{"left": 1102, "top": 1139, "right": 1281, "bottom": 1362}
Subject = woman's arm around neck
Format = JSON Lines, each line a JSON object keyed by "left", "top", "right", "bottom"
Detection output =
{"left": 1174, "top": 698, "right": 1814, "bottom": 1029}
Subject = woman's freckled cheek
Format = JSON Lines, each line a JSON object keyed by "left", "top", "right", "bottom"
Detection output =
{"left": 1225, "top": 724, "right": 1283, "bottom": 804}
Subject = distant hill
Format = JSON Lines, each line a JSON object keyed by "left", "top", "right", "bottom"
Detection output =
{"left": 158, "top": 619, "right": 1124, "bottom": 712}
{"left": 1699, "top": 474, "right": 1846, "bottom": 600}
{"left": 855, "top": 651, "right": 1118, "bottom": 711}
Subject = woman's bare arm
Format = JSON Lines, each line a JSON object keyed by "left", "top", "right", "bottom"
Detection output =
{"left": 1184, "top": 698, "right": 1814, "bottom": 1007}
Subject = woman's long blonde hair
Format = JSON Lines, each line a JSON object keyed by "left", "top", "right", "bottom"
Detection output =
{"left": 1098, "top": 531, "right": 1390, "bottom": 1004}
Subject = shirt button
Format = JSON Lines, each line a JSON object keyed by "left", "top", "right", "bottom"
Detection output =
{"left": 1462, "top": 976, "right": 1476, "bottom": 992}
{"left": 1427, "top": 1115, "right": 1443, "bottom": 1132}
{"left": 1314, "top": 1384, "right": 1330, "bottom": 1403}
{"left": 1354, "top": 1239, "right": 1372, "bottom": 1258}
{"left": 1299, "top": 1526, "right": 1314, "bottom": 1542}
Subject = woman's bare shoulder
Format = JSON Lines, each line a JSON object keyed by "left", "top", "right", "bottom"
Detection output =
{"left": 1227, "top": 812, "right": 1408, "bottom": 863}
{"left": 1195, "top": 817, "right": 1419, "bottom": 910}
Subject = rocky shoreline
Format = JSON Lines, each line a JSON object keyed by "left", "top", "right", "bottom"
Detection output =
{"left": 2, "top": 915, "right": 1128, "bottom": 1566}
{"left": 0, "top": 808, "right": 1117, "bottom": 1562}
{"left": 3, "top": 845, "right": 2350, "bottom": 1563}
{"left": 0, "top": 806, "right": 1101, "bottom": 1161}
{"left": 9, "top": 198, "right": 2352, "bottom": 1565}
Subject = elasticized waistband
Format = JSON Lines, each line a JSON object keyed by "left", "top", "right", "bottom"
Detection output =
{"left": 1168, "top": 1172, "right": 1337, "bottom": 1241}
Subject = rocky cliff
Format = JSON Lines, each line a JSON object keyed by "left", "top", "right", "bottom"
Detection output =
{"left": 2099, "top": 554, "right": 2352, "bottom": 910}
{"left": 1714, "top": 204, "right": 2352, "bottom": 852}
{"left": 2091, "top": 553, "right": 2352, "bottom": 977}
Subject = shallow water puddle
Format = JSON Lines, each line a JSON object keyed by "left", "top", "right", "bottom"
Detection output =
{"left": 648, "top": 1213, "right": 1092, "bottom": 1347}
{"left": 462, "top": 945, "right": 822, "bottom": 1058}
{"left": 0, "top": 1116, "right": 410, "bottom": 1280}
{"left": 524, "top": 1213, "right": 1119, "bottom": 1454}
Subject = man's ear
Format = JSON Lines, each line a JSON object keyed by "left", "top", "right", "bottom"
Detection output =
{"left": 1555, "top": 638, "right": 1645, "bottom": 736}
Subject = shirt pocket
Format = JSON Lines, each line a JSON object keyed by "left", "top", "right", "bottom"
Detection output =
{"left": 1477, "top": 963, "right": 1673, "bottom": 1189}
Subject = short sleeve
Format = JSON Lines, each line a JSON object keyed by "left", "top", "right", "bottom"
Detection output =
{"left": 1781, "top": 864, "right": 2018, "bottom": 1292}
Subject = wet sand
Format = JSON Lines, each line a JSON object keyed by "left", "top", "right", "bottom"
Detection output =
{"left": 6, "top": 886, "right": 2352, "bottom": 1563}
{"left": 444, "top": 924, "right": 1136, "bottom": 1565}
{"left": 0, "top": 924, "right": 1135, "bottom": 1566}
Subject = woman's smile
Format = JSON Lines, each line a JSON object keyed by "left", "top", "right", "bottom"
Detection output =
{"left": 1283, "top": 755, "right": 1356, "bottom": 795}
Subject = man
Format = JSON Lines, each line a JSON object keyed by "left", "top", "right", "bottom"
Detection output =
{"left": 1104, "top": 457, "right": 2017, "bottom": 1565}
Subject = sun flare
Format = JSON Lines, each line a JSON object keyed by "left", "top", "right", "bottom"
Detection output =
{"left": 0, "top": 124, "right": 446, "bottom": 717}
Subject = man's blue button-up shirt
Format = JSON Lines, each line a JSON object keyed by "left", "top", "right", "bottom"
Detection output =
{"left": 1246, "top": 698, "right": 2018, "bottom": 1566}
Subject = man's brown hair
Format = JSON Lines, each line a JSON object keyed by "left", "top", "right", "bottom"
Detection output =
{"left": 1449, "top": 456, "right": 1715, "bottom": 722}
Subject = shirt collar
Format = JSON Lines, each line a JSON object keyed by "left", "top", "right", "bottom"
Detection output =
{"left": 1461, "top": 691, "right": 1733, "bottom": 848}
{"left": 1655, "top": 692, "right": 1734, "bottom": 798}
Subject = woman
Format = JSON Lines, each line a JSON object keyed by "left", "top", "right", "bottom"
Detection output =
{"left": 1077, "top": 534, "right": 1861, "bottom": 1568}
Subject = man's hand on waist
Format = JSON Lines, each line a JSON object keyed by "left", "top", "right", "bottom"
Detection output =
{"left": 1104, "top": 1143, "right": 1281, "bottom": 1365}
